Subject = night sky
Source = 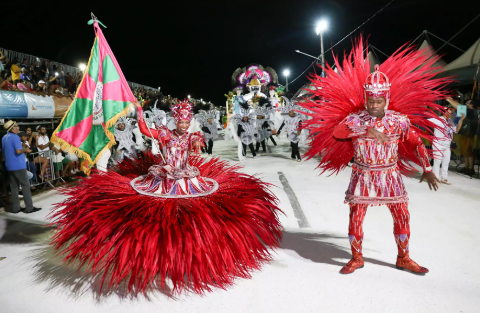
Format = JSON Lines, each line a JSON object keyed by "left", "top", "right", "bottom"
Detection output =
{"left": 2, "top": 0, "right": 478, "bottom": 105}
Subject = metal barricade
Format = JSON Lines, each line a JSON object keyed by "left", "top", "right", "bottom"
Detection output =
{"left": 26, "top": 150, "right": 69, "bottom": 188}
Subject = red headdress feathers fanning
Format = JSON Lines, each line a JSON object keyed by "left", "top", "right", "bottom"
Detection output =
{"left": 299, "top": 37, "right": 452, "bottom": 176}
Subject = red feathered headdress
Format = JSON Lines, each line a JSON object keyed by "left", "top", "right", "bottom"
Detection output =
{"left": 364, "top": 64, "right": 391, "bottom": 107}
{"left": 300, "top": 37, "right": 451, "bottom": 176}
{"left": 171, "top": 100, "right": 193, "bottom": 122}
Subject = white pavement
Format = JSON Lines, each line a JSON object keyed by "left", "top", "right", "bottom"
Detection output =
{"left": 1, "top": 135, "right": 479, "bottom": 313}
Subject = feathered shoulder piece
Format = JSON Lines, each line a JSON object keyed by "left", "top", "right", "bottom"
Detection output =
{"left": 299, "top": 37, "right": 451, "bottom": 176}
{"left": 196, "top": 109, "right": 216, "bottom": 123}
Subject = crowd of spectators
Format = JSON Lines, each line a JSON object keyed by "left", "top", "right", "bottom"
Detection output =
{"left": 445, "top": 90, "right": 480, "bottom": 176}
{"left": 0, "top": 49, "right": 162, "bottom": 103}
{"left": 0, "top": 50, "right": 80, "bottom": 99}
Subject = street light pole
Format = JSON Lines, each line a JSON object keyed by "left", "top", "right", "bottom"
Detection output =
{"left": 283, "top": 69, "right": 290, "bottom": 92}
{"left": 320, "top": 31, "right": 325, "bottom": 77}
{"left": 315, "top": 19, "right": 328, "bottom": 77}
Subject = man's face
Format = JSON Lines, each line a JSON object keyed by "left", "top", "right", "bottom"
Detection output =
{"left": 20, "top": 135, "right": 28, "bottom": 142}
{"left": 176, "top": 120, "right": 190, "bottom": 135}
{"left": 366, "top": 96, "right": 387, "bottom": 117}
{"left": 118, "top": 123, "right": 125, "bottom": 131}
{"left": 40, "top": 127, "right": 46, "bottom": 135}
{"left": 288, "top": 111, "right": 295, "bottom": 117}
{"left": 207, "top": 118, "right": 212, "bottom": 124}
{"left": 242, "top": 116, "right": 248, "bottom": 122}
{"left": 11, "top": 125, "right": 19, "bottom": 134}
{"left": 446, "top": 108, "right": 454, "bottom": 118}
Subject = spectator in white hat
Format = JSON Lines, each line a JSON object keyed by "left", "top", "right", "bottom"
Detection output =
{"left": 1, "top": 120, "right": 41, "bottom": 214}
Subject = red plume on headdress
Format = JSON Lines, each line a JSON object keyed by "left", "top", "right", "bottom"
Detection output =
{"left": 299, "top": 37, "right": 452, "bottom": 176}
{"left": 171, "top": 99, "right": 193, "bottom": 122}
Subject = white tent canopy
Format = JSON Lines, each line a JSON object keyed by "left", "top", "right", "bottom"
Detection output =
{"left": 444, "top": 37, "right": 480, "bottom": 71}
{"left": 367, "top": 51, "right": 380, "bottom": 73}
{"left": 417, "top": 40, "right": 447, "bottom": 71}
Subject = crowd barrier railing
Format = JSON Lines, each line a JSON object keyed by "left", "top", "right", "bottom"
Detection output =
{"left": 25, "top": 150, "right": 76, "bottom": 188}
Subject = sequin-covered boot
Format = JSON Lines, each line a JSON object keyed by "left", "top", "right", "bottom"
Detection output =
{"left": 395, "top": 234, "right": 429, "bottom": 275}
{"left": 340, "top": 235, "right": 364, "bottom": 274}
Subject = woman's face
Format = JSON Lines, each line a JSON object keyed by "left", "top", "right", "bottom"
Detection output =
{"left": 27, "top": 128, "right": 32, "bottom": 134}
{"left": 176, "top": 119, "right": 190, "bottom": 135}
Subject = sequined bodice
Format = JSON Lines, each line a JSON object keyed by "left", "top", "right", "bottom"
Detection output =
{"left": 348, "top": 110, "right": 409, "bottom": 168}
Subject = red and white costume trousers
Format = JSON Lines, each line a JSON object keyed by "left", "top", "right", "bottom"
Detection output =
{"left": 348, "top": 203, "right": 411, "bottom": 256}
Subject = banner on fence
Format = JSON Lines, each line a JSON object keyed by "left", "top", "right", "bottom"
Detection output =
{"left": 0, "top": 91, "right": 72, "bottom": 119}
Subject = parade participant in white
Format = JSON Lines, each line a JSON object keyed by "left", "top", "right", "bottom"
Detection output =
{"left": 277, "top": 97, "right": 305, "bottom": 161}
{"left": 113, "top": 117, "right": 137, "bottom": 162}
{"left": 196, "top": 110, "right": 219, "bottom": 155}
{"left": 231, "top": 103, "right": 258, "bottom": 158}
{"left": 255, "top": 107, "right": 277, "bottom": 153}
{"left": 428, "top": 108, "right": 456, "bottom": 185}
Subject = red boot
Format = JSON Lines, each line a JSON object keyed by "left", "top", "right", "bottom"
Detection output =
{"left": 340, "top": 235, "right": 364, "bottom": 274}
{"left": 395, "top": 234, "right": 429, "bottom": 275}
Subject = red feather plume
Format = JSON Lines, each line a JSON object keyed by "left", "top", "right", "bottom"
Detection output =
{"left": 300, "top": 37, "right": 452, "bottom": 176}
{"left": 49, "top": 152, "right": 283, "bottom": 295}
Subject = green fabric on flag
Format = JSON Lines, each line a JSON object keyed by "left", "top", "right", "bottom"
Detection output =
{"left": 56, "top": 98, "right": 93, "bottom": 133}
{"left": 102, "top": 99, "right": 131, "bottom": 122}
{"left": 102, "top": 54, "right": 120, "bottom": 84}
{"left": 78, "top": 124, "right": 113, "bottom": 161}
{"left": 88, "top": 39, "right": 100, "bottom": 83}
{"left": 52, "top": 21, "right": 136, "bottom": 175}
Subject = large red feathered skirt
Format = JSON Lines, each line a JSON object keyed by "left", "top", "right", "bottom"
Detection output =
{"left": 49, "top": 152, "right": 283, "bottom": 295}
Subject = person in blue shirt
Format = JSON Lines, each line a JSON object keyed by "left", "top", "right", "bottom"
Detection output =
{"left": 2, "top": 120, "right": 41, "bottom": 214}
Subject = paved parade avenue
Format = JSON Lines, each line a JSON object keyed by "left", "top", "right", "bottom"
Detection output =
{"left": 1, "top": 135, "right": 479, "bottom": 313}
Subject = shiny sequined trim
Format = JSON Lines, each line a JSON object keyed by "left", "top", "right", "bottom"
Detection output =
{"left": 130, "top": 177, "right": 219, "bottom": 198}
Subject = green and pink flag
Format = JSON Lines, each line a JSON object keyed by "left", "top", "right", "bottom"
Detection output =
{"left": 52, "top": 19, "right": 135, "bottom": 174}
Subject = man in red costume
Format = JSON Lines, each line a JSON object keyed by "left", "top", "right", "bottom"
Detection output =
{"left": 332, "top": 66, "right": 439, "bottom": 275}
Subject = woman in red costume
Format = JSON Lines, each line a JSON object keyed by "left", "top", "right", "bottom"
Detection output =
{"left": 50, "top": 99, "right": 282, "bottom": 295}
{"left": 301, "top": 39, "right": 450, "bottom": 276}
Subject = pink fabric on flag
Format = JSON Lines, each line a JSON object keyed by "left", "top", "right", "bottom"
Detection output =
{"left": 76, "top": 74, "right": 96, "bottom": 100}
{"left": 56, "top": 115, "right": 93, "bottom": 146}
{"left": 95, "top": 22, "right": 135, "bottom": 103}
{"left": 102, "top": 79, "right": 132, "bottom": 102}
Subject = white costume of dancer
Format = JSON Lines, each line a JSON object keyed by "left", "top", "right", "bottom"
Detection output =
{"left": 114, "top": 116, "right": 137, "bottom": 162}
